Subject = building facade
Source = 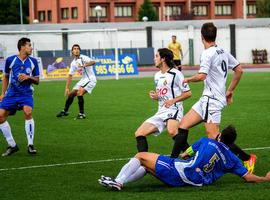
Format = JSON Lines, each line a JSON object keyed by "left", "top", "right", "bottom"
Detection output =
{"left": 29, "top": 0, "right": 257, "bottom": 24}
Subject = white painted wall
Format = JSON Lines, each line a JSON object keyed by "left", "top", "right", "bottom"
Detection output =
{"left": 1, "top": 26, "right": 269, "bottom": 64}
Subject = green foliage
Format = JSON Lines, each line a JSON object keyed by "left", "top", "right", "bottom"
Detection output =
{"left": 256, "top": 0, "right": 270, "bottom": 17}
{"left": 0, "top": 73, "right": 270, "bottom": 199}
{"left": 0, "top": 0, "right": 29, "bottom": 24}
{"left": 138, "top": 0, "right": 158, "bottom": 21}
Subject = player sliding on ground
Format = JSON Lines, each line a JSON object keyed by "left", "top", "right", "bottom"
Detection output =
{"left": 56, "top": 44, "right": 96, "bottom": 120}
{"left": 99, "top": 125, "right": 270, "bottom": 190}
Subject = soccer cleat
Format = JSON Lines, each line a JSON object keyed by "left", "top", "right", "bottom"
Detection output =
{"left": 27, "top": 145, "right": 37, "bottom": 154}
{"left": 244, "top": 154, "right": 257, "bottom": 174}
{"left": 56, "top": 110, "right": 69, "bottom": 118}
{"left": 2, "top": 145, "right": 19, "bottom": 157}
{"left": 75, "top": 113, "right": 86, "bottom": 120}
{"left": 98, "top": 176, "right": 123, "bottom": 191}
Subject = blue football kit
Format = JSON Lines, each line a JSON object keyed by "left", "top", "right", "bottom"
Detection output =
{"left": 0, "top": 55, "right": 39, "bottom": 114}
{"left": 155, "top": 137, "right": 248, "bottom": 186}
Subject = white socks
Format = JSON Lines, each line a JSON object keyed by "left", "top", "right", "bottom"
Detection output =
{"left": 25, "top": 119, "right": 35, "bottom": 146}
{"left": 115, "top": 158, "right": 146, "bottom": 184}
{"left": 0, "top": 121, "right": 16, "bottom": 147}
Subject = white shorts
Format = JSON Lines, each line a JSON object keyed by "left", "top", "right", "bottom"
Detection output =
{"left": 145, "top": 108, "right": 183, "bottom": 136}
{"left": 192, "top": 96, "right": 225, "bottom": 124}
{"left": 73, "top": 79, "right": 96, "bottom": 94}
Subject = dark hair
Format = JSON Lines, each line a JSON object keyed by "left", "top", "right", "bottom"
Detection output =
{"left": 201, "top": 22, "right": 217, "bottom": 42}
{"left": 172, "top": 35, "right": 176, "bottom": 38}
{"left": 220, "top": 125, "right": 237, "bottom": 145}
{"left": 17, "top": 37, "right": 31, "bottom": 51}
{"left": 71, "top": 44, "right": 81, "bottom": 51}
{"left": 157, "top": 48, "right": 175, "bottom": 68}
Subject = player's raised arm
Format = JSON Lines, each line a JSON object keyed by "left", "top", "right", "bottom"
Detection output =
{"left": 83, "top": 60, "right": 96, "bottom": 67}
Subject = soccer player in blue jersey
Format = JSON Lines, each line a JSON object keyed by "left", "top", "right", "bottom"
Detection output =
{"left": 0, "top": 37, "right": 39, "bottom": 156}
{"left": 99, "top": 125, "right": 270, "bottom": 190}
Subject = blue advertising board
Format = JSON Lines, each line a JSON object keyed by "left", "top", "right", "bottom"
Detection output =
{"left": 93, "top": 54, "right": 138, "bottom": 76}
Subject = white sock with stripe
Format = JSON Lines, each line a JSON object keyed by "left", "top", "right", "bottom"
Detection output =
{"left": 25, "top": 119, "right": 35, "bottom": 146}
{"left": 0, "top": 121, "right": 16, "bottom": 147}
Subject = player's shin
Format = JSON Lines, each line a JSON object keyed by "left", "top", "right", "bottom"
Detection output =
{"left": 136, "top": 136, "right": 148, "bottom": 152}
{"left": 64, "top": 96, "right": 74, "bottom": 112}
{"left": 77, "top": 96, "right": 84, "bottom": 114}
{"left": 25, "top": 119, "right": 35, "bottom": 145}
{"left": 115, "top": 158, "right": 142, "bottom": 184}
{"left": 228, "top": 143, "right": 250, "bottom": 161}
{"left": 170, "top": 128, "right": 189, "bottom": 158}
{"left": 0, "top": 121, "right": 16, "bottom": 147}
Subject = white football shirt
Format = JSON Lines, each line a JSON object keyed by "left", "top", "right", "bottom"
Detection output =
{"left": 154, "top": 68, "right": 190, "bottom": 111}
{"left": 69, "top": 54, "right": 96, "bottom": 82}
{"left": 199, "top": 46, "right": 239, "bottom": 106}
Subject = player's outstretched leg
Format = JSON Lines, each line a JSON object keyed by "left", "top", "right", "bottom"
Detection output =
{"left": 56, "top": 96, "right": 75, "bottom": 117}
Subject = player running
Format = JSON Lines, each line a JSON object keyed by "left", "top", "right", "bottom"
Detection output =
{"left": 56, "top": 44, "right": 96, "bottom": 119}
{"left": 135, "top": 48, "right": 191, "bottom": 153}
{"left": 0, "top": 37, "right": 39, "bottom": 156}
{"left": 99, "top": 125, "right": 270, "bottom": 190}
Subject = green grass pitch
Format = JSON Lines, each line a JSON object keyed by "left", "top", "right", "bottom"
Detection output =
{"left": 0, "top": 72, "right": 270, "bottom": 199}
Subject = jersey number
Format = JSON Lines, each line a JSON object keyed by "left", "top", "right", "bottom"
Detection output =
{"left": 203, "top": 153, "right": 220, "bottom": 173}
{"left": 221, "top": 60, "right": 227, "bottom": 78}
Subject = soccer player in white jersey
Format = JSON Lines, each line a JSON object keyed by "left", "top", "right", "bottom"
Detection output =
{"left": 135, "top": 48, "right": 192, "bottom": 155}
{"left": 56, "top": 44, "right": 96, "bottom": 119}
{"left": 171, "top": 22, "right": 256, "bottom": 174}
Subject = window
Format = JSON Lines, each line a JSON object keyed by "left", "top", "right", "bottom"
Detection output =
{"left": 193, "top": 5, "right": 208, "bottom": 16}
{"left": 215, "top": 5, "right": 232, "bottom": 16}
{"left": 114, "top": 6, "right": 132, "bottom": 17}
{"left": 61, "top": 8, "right": 69, "bottom": 19}
{"left": 247, "top": 4, "right": 256, "bottom": 15}
{"left": 90, "top": 6, "right": 107, "bottom": 17}
{"left": 165, "top": 5, "right": 182, "bottom": 17}
{"left": 47, "top": 10, "right": 52, "bottom": 21}
{"left": 38, "top": 11, "right": 45, "bottom": 22}
{"left": 71, "top": 7, "right": 78, "bottom": 19}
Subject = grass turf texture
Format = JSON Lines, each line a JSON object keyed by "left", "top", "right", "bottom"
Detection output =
{"left": 0, "top": 72, "right": 270, "bottom": 199}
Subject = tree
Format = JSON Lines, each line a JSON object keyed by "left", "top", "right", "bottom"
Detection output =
{"left": 256, "top": 0, "right": 270, "bottom": 17}
{"left": 0, "top": 0, "right": 29, "bottom": 24}
{"left": 138, "top": 0, "right": 158, "bottom": 21}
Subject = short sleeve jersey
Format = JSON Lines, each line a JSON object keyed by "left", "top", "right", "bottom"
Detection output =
{"left": 168, "top": 42, "right": 182, "bottom": 60}
{"left": 199, "top": 46, "right": 239, "bottom": 105}
{"left": 69, "top": 54, "right": 96, "bottom": 82}
{"left": 4, "top": 55, "right": 39, "bottom": 96}
{"left": 154, "top": 68, "right": 190, "bottom": 111}
{"left": 174, "top": 137, "right": 248, "bottom": 186}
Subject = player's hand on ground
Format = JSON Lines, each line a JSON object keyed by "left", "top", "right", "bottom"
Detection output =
{"left": 226, "top": 90, "right": 233, "bottom": 105}
{"left": 266, "top": 171, "right": 270, "bottom": 181}
{"left": 149, "top": 90, "right": 158, "bottom": 100}
{"left": 164, "top": 99, "right": 175, "bottom": 108}
{"left": 18, "top": 73, "right": 29, "bottom": 82}
{"left": 64, "top": 88, "right": 70, "bottom": 96}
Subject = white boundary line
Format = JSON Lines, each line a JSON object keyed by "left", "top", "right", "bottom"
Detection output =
{"left": 1, "top": 146, "right": 270, "bottom": 172}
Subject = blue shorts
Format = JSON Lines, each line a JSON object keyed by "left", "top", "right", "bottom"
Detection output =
{"left": 155, "top": 155, "right": 186, "bottom": 187}
{"left": 0, "top": 95, "right": 33, "bottom": 115}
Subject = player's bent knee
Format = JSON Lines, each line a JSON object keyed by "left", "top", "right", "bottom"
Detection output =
{"left": 168, "top": 130, "right": 178, "bottom": 137}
